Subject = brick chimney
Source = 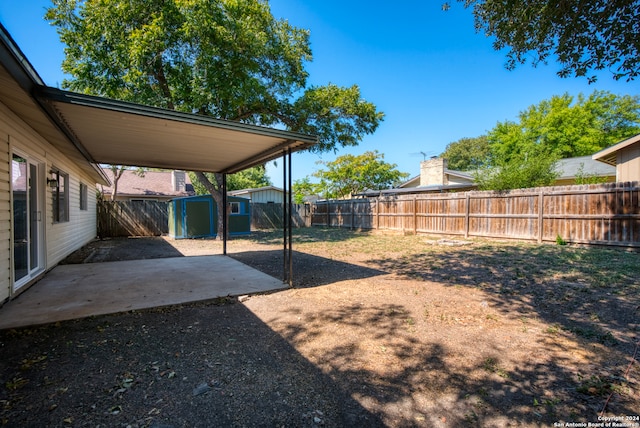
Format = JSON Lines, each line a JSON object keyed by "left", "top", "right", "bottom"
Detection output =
{"left": 420, "top": 157, "right": 448, "bottom": 186}
{"left": 172, "top": 170, "right": 186, "bottom": 192}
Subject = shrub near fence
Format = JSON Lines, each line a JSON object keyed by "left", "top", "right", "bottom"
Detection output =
{"left": 311, "top": 182, "right": 640, "bottom": 248}
{"left": 98, "top": 200, "right": 168, "bottom": 237}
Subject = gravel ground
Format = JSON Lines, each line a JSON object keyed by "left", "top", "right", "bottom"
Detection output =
{"left": 0, "top": 229, "right": 638, "bottom": 427}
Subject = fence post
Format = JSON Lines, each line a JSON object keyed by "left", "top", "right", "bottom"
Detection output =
{"left": 376, "top": 197, "right": 380, "bottom": 230}
{"left": 350, "top": 200, "right": 354, "bottom": 230}
{"left": 537, "top": 189, "right": 544, "bottom": 243}
{"left": 413, "top": 195, "right": 417, "bottom": 235}
{"left": 326, "top": 200, "right": 330, "bottom": 227}
{"left": 465, "top": 193, "right": 470, "bottom": 238}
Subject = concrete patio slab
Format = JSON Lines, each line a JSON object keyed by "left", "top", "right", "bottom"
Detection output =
{"left": 0, "top": 255, "right": 286, "bottom": 330}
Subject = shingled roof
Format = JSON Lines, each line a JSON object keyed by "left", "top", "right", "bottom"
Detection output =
{"left": 100, "top": 169, "right": 194, "bottom": 198}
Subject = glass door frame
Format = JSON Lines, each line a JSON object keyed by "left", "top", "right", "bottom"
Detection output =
{"left": 11, "top": 150, "right": 45, "bottom": 293}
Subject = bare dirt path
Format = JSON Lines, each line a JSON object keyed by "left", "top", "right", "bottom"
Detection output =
{"left": 1, "top": 229, "right": 638, "bottom": 427}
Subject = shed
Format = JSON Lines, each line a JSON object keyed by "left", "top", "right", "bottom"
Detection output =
{"left": 169, "top": 195, "right": 251, "bottom": 239}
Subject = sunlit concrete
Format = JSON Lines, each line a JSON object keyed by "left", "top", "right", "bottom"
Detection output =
{"left": 0, "top": 255, "right": 285, "bottom": 330}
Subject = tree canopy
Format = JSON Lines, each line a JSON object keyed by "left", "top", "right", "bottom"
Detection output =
{"left": 451, "top": 0, "right": 640, "bottom": 82}
{"left": 309, "top": 151, "right": 408, "bottom": 199}
{"left": 47, "top": 0, "right": 383, "bottom": 234}
{"left": 189, "top": 166, "right": 272, "bottom": 195}
{"left": 444, "top": 90, "right": 640, "bottom": 190}
{"left": 488, "top": 91, "right": 640, "bottom": 164}
{"left": 439, "top": 136, "right": 490, "bottom": 171}
{"left": 46, "top": 0, "right": 382, "bottom": 146}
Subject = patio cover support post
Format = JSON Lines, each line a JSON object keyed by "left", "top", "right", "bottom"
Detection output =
{"left": 287, "top": 148, "right": 293, "bottom": 286}
{"left": 282, "top": 149, "right": 288, "bottom": 283}
{"left": 222, "top": 173, "right": 227, "bottom": 255}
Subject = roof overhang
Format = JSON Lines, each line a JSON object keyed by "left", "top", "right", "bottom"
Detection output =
{"left": 593, "top": 133, "right": 640, "bottom": 166}
{"left": 1, "top": 23, "right": 317, "bottom": 185}
{"left": 37, "top": 87, "right": 318, "bottom": 174}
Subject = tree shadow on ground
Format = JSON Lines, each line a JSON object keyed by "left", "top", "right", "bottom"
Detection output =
{"left": 367, "top": 243, "right": 639, "bottom": 353}
{"left": 0, "top": 301, "right": 385, "bottom": 427}
{"left": 230, "top": 249, "right": 386, "bottom": 288}
{"left": 267, "top": 301, "right": 639, "bottom": 426}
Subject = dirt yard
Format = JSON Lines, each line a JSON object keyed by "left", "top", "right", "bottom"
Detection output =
{"left": 1, "top": 228, "right": 638, "bottom": 427}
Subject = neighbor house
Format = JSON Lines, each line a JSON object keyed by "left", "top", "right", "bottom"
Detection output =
{"left": 592, "top": 133, "right": 640, "bottom": 182}
{"left": 385, "top": 155, "right": 615, "bottom": 196}
{"left": 100, "top": 169, "right": 195, "bottom": 202}
{"left": 228, "top": 185, "right": 287, "bottom": 203}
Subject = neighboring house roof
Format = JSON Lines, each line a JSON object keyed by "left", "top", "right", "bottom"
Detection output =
{"left": 554, "top": 155, "right": 616, "bottom": 179}
{"left": 358, "top": 183, "right": 476, "bottom": 197}
{"left": 399, "top": 175, "right": 420, "bottom": 188}
{"left": 100, "top": 170, "right": 194, "bottom": 198}
{"left": 398, "top": 168, "right": 473, "bottom": 189}
{"left": 592, "top": 133, "right": 640, "bottom": 165}
{"left": 446, "top": 169, "right": 474, "bottom": 181}
{"left": 390, "top": 155, "right": 615, "bottom": 197}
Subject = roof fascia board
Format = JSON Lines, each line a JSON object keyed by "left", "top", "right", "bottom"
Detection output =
{"left": 38, "top": 86, "right": 318, "bottom": 145}
{"left": 593, "top": 133, "right": 640, "bottom": 164}
{"left": 0, "top": 23, "right": 45, "bottom": 91}
{"left": 1, "top": 24, "right": 109, "bottom": 185}
{"left": 221, "top": 139, "right": 315, "bottom": 174}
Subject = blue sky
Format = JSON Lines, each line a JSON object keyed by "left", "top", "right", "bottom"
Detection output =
{"left": 1, "top": 1, "right": 638, "bottom": 186}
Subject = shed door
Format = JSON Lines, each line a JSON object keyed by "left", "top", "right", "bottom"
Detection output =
{"left": 185, "top": 199, "right": 213, "bottom": 238}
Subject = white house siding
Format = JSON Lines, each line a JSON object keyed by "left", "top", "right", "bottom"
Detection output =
{"left": 617, "top": 143, "right": 640, "bottom": 182}
{"left": 251, "top": 189, "right": 284, "bottom": 203}
{"left": 0, "top": 126, "right": 10, "bottom": 301}
{"left": 0, "top": 101, "right": 98, "bottom": 299}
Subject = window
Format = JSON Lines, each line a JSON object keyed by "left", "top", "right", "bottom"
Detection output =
{"left": 79, "top": 183, "right": 88, "bottom": 211}
{"left": 51, "top": 168, "right": 69, "bottom": 223}
{"left": 230, "top": 202, "right": 240, "bottom": 214}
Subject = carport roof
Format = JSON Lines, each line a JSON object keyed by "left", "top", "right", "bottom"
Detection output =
{"left": 37, "top": 87, "right": 318, "bottom": 175}
{"left": 0, "top": 23, "right": 317, "bottom": 185}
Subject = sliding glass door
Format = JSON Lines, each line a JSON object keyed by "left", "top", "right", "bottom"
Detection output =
{"left": 11, "top": 153, "right": 44, "bottom": 291}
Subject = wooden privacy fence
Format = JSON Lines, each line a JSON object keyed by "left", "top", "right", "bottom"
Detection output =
{"left": 98, "top": 200, "right": 168, "bottom": 237}
{"left": 251, "top": 203, "right": 311, "bottom": 229}
{"left": 97, "top": 200, "right": 312, "bottom": 237}
{"left": 311, "top": 182, "right": 640, "bottom": 247}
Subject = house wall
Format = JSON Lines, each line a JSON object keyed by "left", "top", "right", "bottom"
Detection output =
{"left": 0, "top": 100, "right": 98, "bottom": 300}
{"left": 249, "top": 189, "right": 285, "bottom": 203}
{"left": 0, "top": 120, "right": 10, "bottom": 301}
{"left": 617, "top": 142, "right": 640, "bottom": 182}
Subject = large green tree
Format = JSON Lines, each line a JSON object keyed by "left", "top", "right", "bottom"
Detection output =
{"left": 489, "top": 91, "right": 640, "bottom": 163}
{"left": 476, "top": 90, "right": 640, "bottom": 190}
{"left": 450, "top": 0, "right": 640, "bottom": 82}
{"left": 311, "top": 150, "right": 408, "bottom": 199}
{"left": 440, "top": 135, "right": 490, "bottom": 171}
{"left": 46, "top": 0, "right": 383, "bottom": 235}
